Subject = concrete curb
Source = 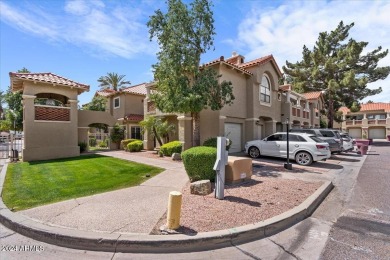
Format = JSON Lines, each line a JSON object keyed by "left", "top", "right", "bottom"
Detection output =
{"left": 0, "top": 163, "right": 333, "bottom": 253}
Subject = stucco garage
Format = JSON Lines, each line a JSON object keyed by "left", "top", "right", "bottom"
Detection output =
{"left": 224, "top": 123, "right": 242, "bottom": 153}
{"left": 348, "top": 128, "right": 361, "bottom": 139}
{"left": 369, "top": 128, "right": 386, "bottom": 139}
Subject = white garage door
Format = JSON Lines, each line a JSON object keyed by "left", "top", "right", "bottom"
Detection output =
{"left": 369, "top": 128, "right": 386, "bottom": 139}
{"left": 348, "top": 128, "right": 361, "bottom": 139}
{"left": 224, "top": 123, "right": 242, "bottom": 153}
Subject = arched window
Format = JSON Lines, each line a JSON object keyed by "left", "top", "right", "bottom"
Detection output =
{"left": 260, "top": 75, "right": 271, "bottom": 103}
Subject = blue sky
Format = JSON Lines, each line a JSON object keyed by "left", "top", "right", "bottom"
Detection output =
{"left": 1, "top": 0, "right": 389, "bottom": 106}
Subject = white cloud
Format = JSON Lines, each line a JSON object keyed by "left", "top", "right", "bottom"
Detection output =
{"left": 0, "top": 1, "right": 156, "bottom": 59}
{"left": 0, "top": 2, "right": 59, "bottom": 40}
{"left": 233, "top": 0, "right": 390, "bottom": 103}
{"left": 64, "top": 0, "right": 90, "bottom": 15}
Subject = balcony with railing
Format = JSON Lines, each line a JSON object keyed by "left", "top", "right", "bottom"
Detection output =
{"left": 345, "top": 119, "right": 388, "bottom": 126}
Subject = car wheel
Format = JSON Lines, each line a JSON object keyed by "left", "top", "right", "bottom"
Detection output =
{"left": 295, "top": 151, "right": 313, "bottom": 166}
{"left": 248, "top": 146, "right": 260, "bottom": 158}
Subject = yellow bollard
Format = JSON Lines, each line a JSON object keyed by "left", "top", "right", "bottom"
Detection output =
{"left": 166, "top": 191, "right": 182, "bottom": 230}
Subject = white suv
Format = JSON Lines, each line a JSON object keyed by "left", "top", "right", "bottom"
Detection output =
{"left": 245, "top": 132, "right": 331, "bottom": 166}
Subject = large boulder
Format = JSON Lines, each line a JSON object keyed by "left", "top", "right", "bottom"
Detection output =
{"left": 190, "top": 180, "right": 212, "bottom": 195}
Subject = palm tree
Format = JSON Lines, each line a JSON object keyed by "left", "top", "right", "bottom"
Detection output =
{"left": 97, "top": 72, "right": 131, "bottom": 91}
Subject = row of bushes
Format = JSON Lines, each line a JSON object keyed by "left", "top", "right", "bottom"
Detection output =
{"left": 116, "top": 136, "right": 226, "bottom": 183}
{"left": 121, "top": 139, "right": 139, "bottom": 151}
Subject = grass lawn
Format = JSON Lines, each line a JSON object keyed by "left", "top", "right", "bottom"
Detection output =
{"left": 2, "top": 154, "right": 163, "bottom": 211}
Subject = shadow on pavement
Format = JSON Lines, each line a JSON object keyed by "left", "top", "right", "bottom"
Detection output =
{"left": 329, "top": 156, "right": 361, "bottom": 163}
{"left": 224, "top": 196, "right": 262, "bottom": 207}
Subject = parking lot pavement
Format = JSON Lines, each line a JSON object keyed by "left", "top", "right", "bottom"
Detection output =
{"left": 232, "top": 149, "right": 365, "bottom": 184}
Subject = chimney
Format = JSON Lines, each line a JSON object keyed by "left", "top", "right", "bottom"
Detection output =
{"left": 226, "top": 51, "right": 245, "bottom": 65}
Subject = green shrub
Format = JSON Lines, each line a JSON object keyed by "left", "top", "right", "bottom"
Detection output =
{"left": 160, "top": 141, "right": 182, "bottom": 156}
{"left": 121, "top": 139, "right": 138, "bottom": 150}
{"left": 79, "top": 142, "right": 87, "bottom": 153}
{"left": 127, "top": 140, "right": 143, "bottom": 152}
{"left": 181, "top": 146, "right": 217, "bottom": 182}
{"left": 89, "top": 137, "right": 97, "bottom": 147}
{"left": 203, "top": 137, "right": 232, "bottom": 151}
{"left": 98, "top": 139, "right": 108, "bottom": 148}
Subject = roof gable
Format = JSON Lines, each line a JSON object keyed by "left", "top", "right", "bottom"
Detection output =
{"left": 302, "top": 91, "right": 323, "bottom": 100}
{"left": 10, "top": 72, "right": 90, "bottom": 93}
{"left": 95, "top": 83, "right": 147, "bottom": 98}
{"left": 203, "top": 56, "right": 253, "bottom": 76}
{"left": 238, "top": 55, "right": 283, "bottom": 77}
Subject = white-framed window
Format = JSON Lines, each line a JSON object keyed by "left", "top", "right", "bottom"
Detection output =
{"left": 114, "top": 97, "right": 120, "bottom": 109}
{"left": 260, "top": 75, "right": 271, "bottom": 103}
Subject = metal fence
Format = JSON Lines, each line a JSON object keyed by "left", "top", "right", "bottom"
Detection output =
{"left": 0, "top": 133, "right": 23, "bottom": 161}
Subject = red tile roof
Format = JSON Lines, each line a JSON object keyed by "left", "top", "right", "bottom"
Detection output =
{"left": 10, "top": 72, "right": 90, "bottom": 92}
{"left": 124, "top": 114, "right": 144, "bottom": 121}
{"left": 339, "top": 102, "right": 390, "bottom": 113}
{"left": 302, "top": 91, "right": 323, "bottom": 100}
{"left": 238, "top": 55, "right": 283, "bottom": 76}
{"left": 122, "top": 83, "right": 147, "bottom": 96}
{"left": 239, "top": 55, "right": 273, "bottom": 68}
{"left": 202, "top": 56, "right": 253, "bottom": 75}
{"left": 96, "top": 83, "right": 147, "bottom": 97}
{"left": 279, "top": 84, "right": 292, "bottom": 91}
{"left": 96, "top": 89, "right": 116, "bottom": 97}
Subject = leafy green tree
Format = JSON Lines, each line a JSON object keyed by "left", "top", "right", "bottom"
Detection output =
{"left": 147, "top": 0, "right": 234, "bottom": 146}
{"left": 97, "top": 72, "right": 131, "bottom": 91}
{"left": 0, "top": 90, "right": 5, "bottom": 119}
{"left": 283, "top": 21, "right": 390, "bottom": 128}
{"left": 139, "top": 116, "right": 175, "bottom": 146}
{"left": 83, "top": 95, "right": 107, "bottom": 111}
{"left": 18, "top": 67, "right": 29, "bottom": 73}
{"left": 110, "top": 123, "right": 125, "bottom": 146}
{"left": 0, "top": 68, "right": 29, "bottom": 131}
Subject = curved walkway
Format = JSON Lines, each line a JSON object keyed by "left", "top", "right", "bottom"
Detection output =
{"left": 0, "top": 151, "right": 334, "bottom": 253}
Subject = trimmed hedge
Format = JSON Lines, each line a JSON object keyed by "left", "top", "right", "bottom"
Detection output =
{"left": 203, "top": 137, "right": 232, "bottom": 151}
{"left": 121, "top": 139, "right": 138, "bottom": 150}
{"left": 160, "top": 141, "right": 182, "bottom": 156}
{"left": 127, "top": 140, "right": 143, "bottom": 152}
{"left": 181, "top": 146, "right": 217, "bottom": 182}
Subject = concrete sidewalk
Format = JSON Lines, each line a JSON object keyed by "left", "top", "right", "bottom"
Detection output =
{"left": 18, "top": 151, "right": 189, "bottom": 234}
{"left": 0, "top": 150, "right": 336, "bottom": 253}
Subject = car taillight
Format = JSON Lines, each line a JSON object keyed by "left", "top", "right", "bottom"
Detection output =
{"left": 316, "top": 144, "right": 327, "bottom": 149}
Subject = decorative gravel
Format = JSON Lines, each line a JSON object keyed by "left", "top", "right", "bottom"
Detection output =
{"left": 133, "top": 151, "right": 323, "bottom": 235}
{"left": 158, "top": 176, "right": 323, "bottom": 235}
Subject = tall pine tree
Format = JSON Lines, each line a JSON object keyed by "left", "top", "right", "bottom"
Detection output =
{"left": 283, "top": 21, "right": 389, "bottom": 128}
{"left": 147, "top": 0, "right": 234, "bottom": 146}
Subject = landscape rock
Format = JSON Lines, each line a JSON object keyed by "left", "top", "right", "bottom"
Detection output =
{"left": 190, "top": 180, "right": 212, "bottom": 195}
{"left": 172, "top": 153, "right": 181, "bottom": 161}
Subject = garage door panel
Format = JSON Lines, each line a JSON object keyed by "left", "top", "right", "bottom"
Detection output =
{"left": 224, "top": 123, "right": 242, "bottom": 153}
{"left": 348, "top": 129, "right": 361, "bottom": 139}
{"left": 369, "top": 128, "right": 386, "bottom": 139}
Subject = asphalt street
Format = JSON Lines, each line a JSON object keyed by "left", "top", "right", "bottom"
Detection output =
{"left": 320, "top": 141, "right": 390, "bottom": 259}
